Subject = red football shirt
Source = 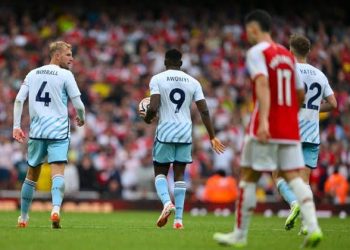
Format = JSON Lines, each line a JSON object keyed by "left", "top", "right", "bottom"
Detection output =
{"left": 246, "top": 41, "right": 302, "bottom": 143}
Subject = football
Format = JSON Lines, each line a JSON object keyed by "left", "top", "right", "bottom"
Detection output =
{"left": 138, "top": 97, "right": 150, "bottom": 117}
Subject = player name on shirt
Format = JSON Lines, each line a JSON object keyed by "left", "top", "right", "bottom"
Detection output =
{"left": 166, "top": 76, "right": 189, "bottom": 82}
{"left": 269, "top": 55, "right": 294, "bottom": 69}
{"left": 299, "top": 68, "right": 317, "bottom": 76}
{"left": 35, "top": 69, "right": 58, "bottom": 76}
{"left": 36, "top": 70, "right": 58, "bottom": 75}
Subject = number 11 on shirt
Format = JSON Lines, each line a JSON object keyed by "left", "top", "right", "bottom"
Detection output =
{"left": 277, "top": 69, "right": 292, "bottom": 107}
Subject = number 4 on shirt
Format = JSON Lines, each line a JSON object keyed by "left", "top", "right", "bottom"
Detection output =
{"left": 36, "top": 81, "right": 51, "bottom": 106}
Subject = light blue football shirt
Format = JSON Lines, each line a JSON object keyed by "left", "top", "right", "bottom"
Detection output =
{"left": 297, "top": 63, "right": 334, "bottom": 144}
{"left": 150, "top": 69, "right": 204, "bottom": 144}
{"left": 16, "top": 64, "right": 81, "bottom": 139}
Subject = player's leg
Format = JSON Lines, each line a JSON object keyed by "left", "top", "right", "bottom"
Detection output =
{"left": 172, "top": 143, "right": 192, "bottom": 229}
{"left": 18, "top": 166, "right": 42, "bottom": 227}
{"left": 154, "top": 164, "right": 175, "bottom": 227}
{"left": 279, "top": 144, "right": 322, "bottom": 247}
{"left": 234, "top": 168, "right": 261, "bottom": 238}
{"left": 214, "top": 137, "right": 269, "bottom": 247}
{"left": 153, "top": 141, "right": 172, "bottom": 207}
{"left": 301, "top": 143, "right": 319, "bottom": 185}
{"left": 214, "top": 167, "right": 260, "bottom": 246}
{"left": 50, "top": 163, "right": 65, "bottom": 228}
{"left": 272, "top": 171, "right": 298, "bottom": 207}
{"left": 172, "top": 163, "right": 186, "bottom": 229}
{"left": 272, "top": 171, "right": 299, "bottom": 230}
{"left": 298, "top": 143, "right": 319, "bottom": 235}
{"left": 47, "top": 139, "right": 69, "bottom": 229}
{"left": 154, "top": 164, "right": 172, "bottom": 207}
{"left": 153, "top": 141, "right": 175, "bottom": 227}
{"left": 300, "top": 167, "right": 312, "bottom": 184}
{"left": 18, "top": 139, "right": 46, "bottom": 228}
{"left": 298, "top": 167, "right": 312, "bottom": 236}
{"left": 283, "top": 171, "right": 322, "bottom": 247}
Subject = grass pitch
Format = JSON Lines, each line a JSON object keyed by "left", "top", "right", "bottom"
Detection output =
{"left": 0, "top": 211, "right": 349, "bottom": 250}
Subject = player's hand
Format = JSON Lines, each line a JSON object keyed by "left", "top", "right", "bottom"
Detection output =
{"left": 144, "top": 116, "right": 153, "bottom": 124}
{"left": 143, "top": 113, "right": 157, "bottom": 124}
{"left": 210, "top": 137, "right": 225, "bottom": 154}
{"left": 13, "top": 128, "right": 26, "bottom": 143}
{"left": 75, "top": 116, "right": 85, "bottom": 127}
{"left": 139, "top": 111, "right": 152, "bottom": 124}
{"left": 257, "top": 119, "right": 270, "bottom": 143}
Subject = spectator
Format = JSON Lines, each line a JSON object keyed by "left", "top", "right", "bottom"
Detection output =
{"left": 103, "top": 169, "right": 122, "bottom": 199}
{"left": 77, "top": 154, "right": 98, "bottom": 191}
{"left": 64, "top": 161, "right": 80, "bottom": 194}
{"left": 135, "top": 152, "right": 155, "bottom": 199}
{"left": 0, "top": 136, "right": 14, "bottom": 189}
{"left": 203, "top": 169, "right": 238, "bottom": 203}
{"left": 324, "top": 168, "right": 349, "bottom": 204}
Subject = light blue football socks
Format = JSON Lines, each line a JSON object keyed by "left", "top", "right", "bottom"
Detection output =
{"left": 155, "top": 174, "right": 171, "bottom": 206}
{"left": 51, "top": 175, "right": 65, "bottom": 208}
{"left": 276, "top": 178, "right": 298, "bottom": 206}
{"left": 174, "top": 181, "right": 187, "bottom": 221}
{"left": 20, "top": 178, "right": 36, "bottom": 220}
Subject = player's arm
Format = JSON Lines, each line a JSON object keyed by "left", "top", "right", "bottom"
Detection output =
{"left": 246, "top": 48, "right": 270, "bottom": 142}
{"left": 295, "top": 65, "right": 305, "bottom": 108}
{"left": 296, "top": 89, "right": 305, "bottom": 108}
{"left": 13, "top": 84, "right": 29, "bottom": 143}
{"left": 255, "top": 75, "right": 271, "bottom": 143}
{"left": 320, "top": 94, "right": 337, "bottom": 112}
{"left": 195, "top": 99, "right": 225, "bottom": 154}
{"left": 66, "top": 72, "right": 85, "bottom": 127}
{"left": 320, "top": 80, "right": 337, "bottom": 112}
{"left": 144, "top": 94, "right": 160, "bottom": 124}
{"left": 144, "top": 76, "right": 160, "bottom": 124}
{"left": 71, "top": 96, "right": 85, "bottom": 127}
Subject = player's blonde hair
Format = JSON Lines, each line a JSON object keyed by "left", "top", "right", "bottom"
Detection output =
{"left": 289, "top": 34, "right": 311, "bottom": 58}
{"left": 49, "top": 41, "right": 72, "bottom": 58}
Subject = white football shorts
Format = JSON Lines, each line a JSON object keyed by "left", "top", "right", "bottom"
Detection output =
{"left": 240, "top": 136, "right": 305, "bottom": 171}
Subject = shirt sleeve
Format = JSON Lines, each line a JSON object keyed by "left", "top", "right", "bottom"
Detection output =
{"left": 149, "top": 76, "right": 160, "bottom": 95}
{"left": 13, "top": 83, "right": 29, "bottom": 128}
{"left": 193, "top": 81, "right": 205, "bottom": 101}
{"left": 323, "top": 77, "right": 334, "bottom": 98}
{"left": 71, "top": 96, "right": 85, "bottom": 121}
{"left": 16, "top": 81, "right": 29, "bottom": 102}
{"left": 65, "top": 71, "right": 81, "bottom": 98}
{"left": 246, "top": 48, "right": 268, "bottom": 81}
{"left": 13, "top": 99, "right": 24, "bottom": 129}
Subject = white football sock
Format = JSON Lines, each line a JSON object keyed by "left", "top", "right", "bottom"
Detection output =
{"left": 288, "top": 178, "right": 319, "bottom": 233}
{"left": 52, "top": 205, "right": 60, "bottom": 215}
{"left": 234, "top": 181, "right": 256, "bottom": 238}
{"left": 174, "top": 219, "right": 182, "bottom": 224}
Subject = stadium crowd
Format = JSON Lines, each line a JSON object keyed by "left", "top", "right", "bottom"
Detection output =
{"left": 0, "top": 3, "right": 349, "bottom": 203}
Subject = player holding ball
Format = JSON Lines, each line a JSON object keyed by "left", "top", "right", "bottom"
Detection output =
{"left": 140, "top": 49, "right": 225, "bottom": 229}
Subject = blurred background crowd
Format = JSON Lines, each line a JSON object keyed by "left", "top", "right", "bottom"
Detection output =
{"left": 0, "top": 0, "right": 349, "bottom": 204}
